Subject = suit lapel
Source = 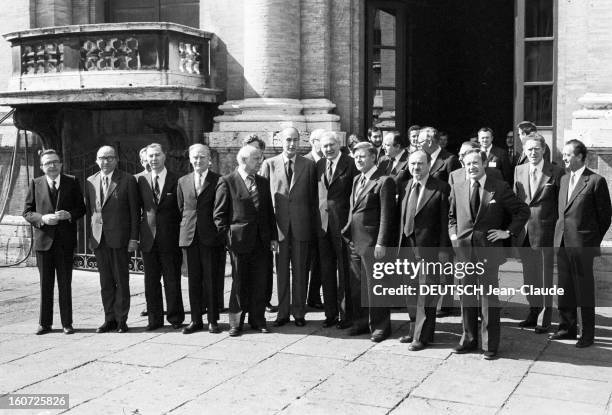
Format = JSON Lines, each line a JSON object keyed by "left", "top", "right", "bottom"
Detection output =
{"left": 158, "top": 172, "right": 174, "bottom": 205}
{"left": 331, "top": 156, "right": 348, "bottom": 186}
{"left": 558, "top": 175, "right": 569, "bottom": 211}
{"left": 531, "top": 162, "right": 552, "bottom": 203}
{"left": 103, "top": 171, "right": 119, "bottom": 206}
{"left": 565, "top": 171, "right": 589, "bottom": 211}
{"left": 54, "top": 174, "right": 68, "bottom": 209}
{"left": 38, "top": 176, "right": 54, "bottom": 210}
{"left": 519, "top": 166, "right": 532, "bottom": 204}
{"left": 290, "top": 157, "right": 305, "bottom": 191}
{"left": 474, "top": 178, "right": 494, "bottom": 225}
{"left": 354, "top": 170, "right": 379, "bottom": 208}
{"left": 416, "top": 177, "right": 435, "bottom": 214}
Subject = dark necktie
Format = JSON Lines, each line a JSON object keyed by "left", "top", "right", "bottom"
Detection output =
{"left": 287, "top": 159, "right": 293, "bottom": 183}
{"left": 470, "top": 180, "right": 480, "bottom": 221}
{"left": 153, "top": 175, "right": 160, "bottom": 204}
{"left": 325, "top": 160, "right": 333, "bottom": 187}
{"left": 50, "top": 180, "right": 58, "bottom": 207}
{"left": 354, "top": 174, "right": 366, "bottom": 202}
{"left": 246, "top": 174, "right": 259, "bottom": 209}
{"left": 404, "top": 182, "right": 420, "bottom": 237}
{"left": 100, "top": 176, "right": 108, "bottom": 203}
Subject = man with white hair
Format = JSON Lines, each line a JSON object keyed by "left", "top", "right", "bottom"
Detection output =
{"left": 214, "top": 145, "right": 278, "bottom": 336}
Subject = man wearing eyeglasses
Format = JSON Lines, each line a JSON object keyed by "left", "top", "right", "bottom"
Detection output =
{"left": 416, "top": 126, "right": 461, "bottom": 183}
{"left": 24, "top": 149, "right": 86, "bottom": 335}
{"left": 85, "top": 146, "right": 139, "bottom": 333}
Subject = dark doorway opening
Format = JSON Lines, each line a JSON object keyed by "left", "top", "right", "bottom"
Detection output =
{"left": 407, "top": 0, "right": 515, "bottom": 153}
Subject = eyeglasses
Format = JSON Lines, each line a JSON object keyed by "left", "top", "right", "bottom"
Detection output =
{"left": 97, "top": 156, "right": 116, "bottom": 161}
{"left": 42, "top": 160, "right": 61, "bottom": 167}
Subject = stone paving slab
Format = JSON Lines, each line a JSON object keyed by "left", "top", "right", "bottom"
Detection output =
{"left": 390, "top": 396, "right": 498, "bottom": 415}
{"left": 499, "top": 394, "right": 607, "bottom": 415}
{"left": 513, "top": 372, "right": 611, "bottom": 407}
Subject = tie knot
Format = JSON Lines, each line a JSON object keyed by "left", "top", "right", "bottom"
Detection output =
{"left": 473, "top": 180, "right": 480, "bottom": 189}
{"left": 247, "top": 174, "right": 255, "bottom": 182}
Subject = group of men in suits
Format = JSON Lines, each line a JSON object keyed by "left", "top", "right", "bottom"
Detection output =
{"left": 23, "top": 123, "right": 611, "bottom": 356}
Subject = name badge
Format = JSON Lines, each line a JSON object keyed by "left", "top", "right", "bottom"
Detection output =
{"left": 489, "top": 161, "right": 497, "bottom": 168}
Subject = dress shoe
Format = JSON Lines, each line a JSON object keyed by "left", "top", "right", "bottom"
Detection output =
{"left": 575, "top": 338, "right": 594, "bottom": 348}
{"left": 549, "top": 330, "right": 576, "bottom": 340}
{"left": 482, "top": 351, "right": 497, "bottom": 360}
{"left": 117, "top": 322, "right": 129, "bottom": 333}
{"left": 182, "top": 322, "right": 203, "bottom": 334}
{"left": 348, "top": 325, "right": 369, "bottom": 336}
{"left": 219, "top": 307, "right": 229, "bottom": 313}
{"left": 63, "top": 326, "right": 74, "bottom": 335}
{"left": 307, "top": 300, "right": 324, "bottom": 310}
{"left": 534, "top": 325, "right": 550, "bottom": 334}
{"left": 274, "top": 317, "right": 290, "bottom": 327}
{"left": 255, "top": 326, "right": 270, "bottom": 334}
{"left": 171, "top": 323, "right": 184, "bottom": 330}
{"left": 399, "top": 335, "right": 413, "bottom": 344}
{"left": 266, "top": 303, "right": 279, "bottom": 313}
{"left": 208, "top": 323, "right": 221, "bottom": 334}
{"left": 140, "top": 309, "right": 148, "bottom": 317}
{"left": 228, "top": 327, "right": 241, "bottom": 337}
{"left": 452, "top": 343, "right": 477, "bottom": 354}
{"left": 36, "top": 325, "right": 52, "bottom": 335}
{"left": 408, "top": 341, "right": 426, "bottom": 351}
{"left": 295, "top": 318, "right": 306, "bottom": 327}
{"left": 145, "top": 323, "right": 162, "bottom": 331}
{"left": 518, "top": 317, "right": 537, "bottom": 328}
{"left": 371, "top": 330, "right": 389, "bottom": 343}
{"left": 337, "top": 320, "right": 353, "bottom": 330}
{"left": 322, "top": 317, "right": 338, "bottom": 328}
{"left": 96, "top": 321, "right": 117, "bottom": 333}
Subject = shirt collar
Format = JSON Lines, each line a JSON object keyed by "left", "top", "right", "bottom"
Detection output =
{"left": 530, "top": 158, "right": 544, "bottom": 173}
{"left": 328, "top": 152, "right": 342, "bottom": 166}
{"left": 194, "top": 168, "right": 208, "bottom": 178}
{"left": 46, "top": 174, "right": 60, "bottom": 188}
{"left": 571, "top": 165, "right": 586, "bottom": 178}
{"left": 471, "top": 174, "right": 487, "bottom": 188}
{"left": 101, "top": 170, "right": 114, "bottom": 181}
{"left": 413, "top": 174, "right": 429, "bottom": 187}
{"left": 430, "top": 147, "right": 442, "bottom": 162}
{"left": 282, "top": 153, "right": 296, "bottom": 164}
{"left": 311, "top": 151, "right": 321, "bottom": 162}
{"left": 237, "top": 166, "right": 251, "bottom": 181}
{"left": 151, "top": 167, "right": 167, "bottom": 181}
{"left": 394, "top": 149, "right": 406, "bottom": 162}
{"left": 361, "top": 165, "right": 378, "bottom": 181}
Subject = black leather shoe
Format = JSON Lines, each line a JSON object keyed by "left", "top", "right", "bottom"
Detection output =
{"left": 140, "top": 309, "right": 148, "bottom": 317}
{"left": 266, "top": 303, "right": 279, "bottom": 313}
{"left": 452, "top": 343, "right": 477, "bottom": 354}
{"left": 145, "top": 323, "right": 162, "bottom": 331}
{"left": 575, "top": 338, "right": 594, "bottom": 348}
{"left": 256, "top": 326, "right": 270, "bottom": 334}
{"left": 63, "top": 326, "right": 74, "bottom": 335}
{"left": 482, "top": 351, "right": 498, "bottom": 360}
{"left": 534, "top": 325, "right": 550, "bottom": 334}
{"left": 348, "top": 325, "right": 369, "bottom": 336}
{"left": 96, "top": 321, "right": 117, "bottom": 333}
{"left": 549, "top": 330, "right": 577, "bottom": 340}
{"left": 337, "top": 320, "right": 353, "bottom": 330}
{"left": 182, "top": 322, "right": 203, "bottom": 334}
{"left": 208, "top": 323, "right": 221, "bottom": 334}
{"left": 294, "top": 318, "right": 306, "bottom": 327}
{"left": 322, "top": 317, "right": 338, "bottom": 328}
{"left": 371, "top": 330, "right": 389, "bottom": 343}
{"left": 36, "top": 325, "right": 52, "bottom": 335}
{"left": 274, "top": 317, "right": 290, "bottom": 327}
{"left": 228, "top": 327, "right": 241, "bottom": 337}
{"left": 117, "top": 322, "right": 129, "bottom": 333}
{"left": 408, "top": 341, "right": 426, "bottom": 351}
{"left": 307, "top": 300, "right": 324, "bottom": 309}
{"left": 171, "top": 323, "right": 184, "bottom": 330}
{"left": 399, "top": 335, "right": 413, "bottom": 344}
{"left": 518, "top": 318, "right": 537, "bottom": 328}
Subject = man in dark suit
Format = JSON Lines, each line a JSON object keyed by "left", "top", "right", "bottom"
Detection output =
{"left": 342, "top": 142, "right": 396, "bottom": 342}
{"left": 317, "top": 131, "right": 359, "bottom": 329}
{"left": 304, "top": 129, "right": 325, "bottom": 309}
{"left": 137, "top": 143, "right": 184, "bottom": 331}
{"left": 214, "top": 145, "right": 278, "bottom": 336}
{"left": 261, "top": 127, "right": 318, "bottom": 327}
{"left": 513, "top": 135, "right": 564, "bottom": 333}
{"left": 516, "top": 121, "right": 551, "bottom": 165}
{"left": 478, "top": 127, "right": 512, "bottom": 184}
{"left": 379, "top": 130, "right": 409, "bottom": 182}
{"left": 551, "top": 139, "right": 611, "bottom": 348}
{"left": 367, "top": 126, "right": 385, "bottom": 164}
{"left": 178, "top": 144, "right": 225, "bottom": 334}
{"left": 85, "top": 146, "right": 139, "bottom": 333}
{"left": 417, "top": 127, "right": 461, "bottom": 182}
{"left": 23, "top": 149, "right": 85, "bottom": 335}
{"left": 449, "top": 149, "right": 529, "bottom": 359}
{"left": 135, "top": 146, "right": 151, "bottom": 318}
{"left": 448, "top": 141, "right": 504, "bottom": 186}
{"left": 397, "top": 150, "right": 451, "bottom": 350}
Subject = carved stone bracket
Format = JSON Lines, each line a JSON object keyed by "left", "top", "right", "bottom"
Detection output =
{"left": 13, "top": 107, "right": 61, "bottom": 151}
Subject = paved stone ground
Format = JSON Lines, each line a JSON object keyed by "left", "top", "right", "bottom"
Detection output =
{"left": 0, "top": 263, "right": 611, "bottom": 415}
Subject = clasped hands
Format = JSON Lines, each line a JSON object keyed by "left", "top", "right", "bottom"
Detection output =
{"left": 41, "top": 210, "right": 71, "bottom": 225}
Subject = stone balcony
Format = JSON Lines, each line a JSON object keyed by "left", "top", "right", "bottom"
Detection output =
{"left": 0, "top": 22, "right": 221, "bottom": 105}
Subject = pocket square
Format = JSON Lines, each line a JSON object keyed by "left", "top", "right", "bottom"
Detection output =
{"left": 489, "top": 199, "right": 497, "bottom": 204}
{"left": 166, "top": 192, "right": 172, "bottom": 195}
{"left": 544, "top": 183, "right": 553, "bottom": 186}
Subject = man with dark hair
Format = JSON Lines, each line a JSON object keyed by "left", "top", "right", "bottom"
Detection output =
{"left": 516, "top": 121, "right": 551, "bottom": 164}
{"left": 85, "top": 146, "right": 139, "bottom": 333}
{"left": 449, "top": 148, "right": 529, "bottom": 359}
{"left": 478, "top": 127, "right": 512, "bottom": 184}
{"left": 551, "top": 139, "right": 611, "bottom": 348}
{"left": 379, "top": 130, "right": 409, "bottom": 181}
{"left": 343, "top": 142, "right": 396, "bottom": 343}
{"left": 407, "top": 125, "right": 421, "bottom": 153}
{"left": 137, "top": 143, "right": 185, "bottom": 331}
{"left": 24, "top": 150, "right": 86, "bottom": 335}
{"left": 367, "top": 126, "right": 384, "bottom": 163}
{"left": 449, "top": 142, "right": 504, "bottom": 185}
{"left": 416, "top": 126, "right": 461, "bottom": 182}
{"left": 513, "top": 135, "right": 564, "bottom": 333}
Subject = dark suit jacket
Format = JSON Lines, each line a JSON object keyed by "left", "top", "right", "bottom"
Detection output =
{"left": 177, "top": 170, "right": 223, "bottom": 248}
{"left": 398, "top": 176, "right": 451, "bottom": 250}
{"left": 513, "top": 161, "right": 565, "bottom": 248}
{"left": 449, "top": 175, "right": 529, "bottom": 263}
{"left": 485, "top": 145, "right": 512, "bottom": 184}
{"left": 85, "top": 169, "right": 139, "bottom": 250}
{"left": 448, "top": 167, "right": 503, "bottom": 186}
{"left": 429, "top": 149, "right": 461, "bottom": 182}
{"left": 137, "top": 170, "right": 181, "bottom": 253}
{"left": 316, "top": 153, "right": 359, "bottom": 237}
{"left": 23, "top": 174, "right": 85, "bottom": 251}
{"left": 261, "top": 154, "right": 318, "bottom": 242}
{"left": 214, "top": 171, "right": 277, "bottom": 254}
{"left": 554, "top": 168, "right": 612, "bottom": 248}
{"left": 342, "top": 168, "right": 396, "bottom": 256}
